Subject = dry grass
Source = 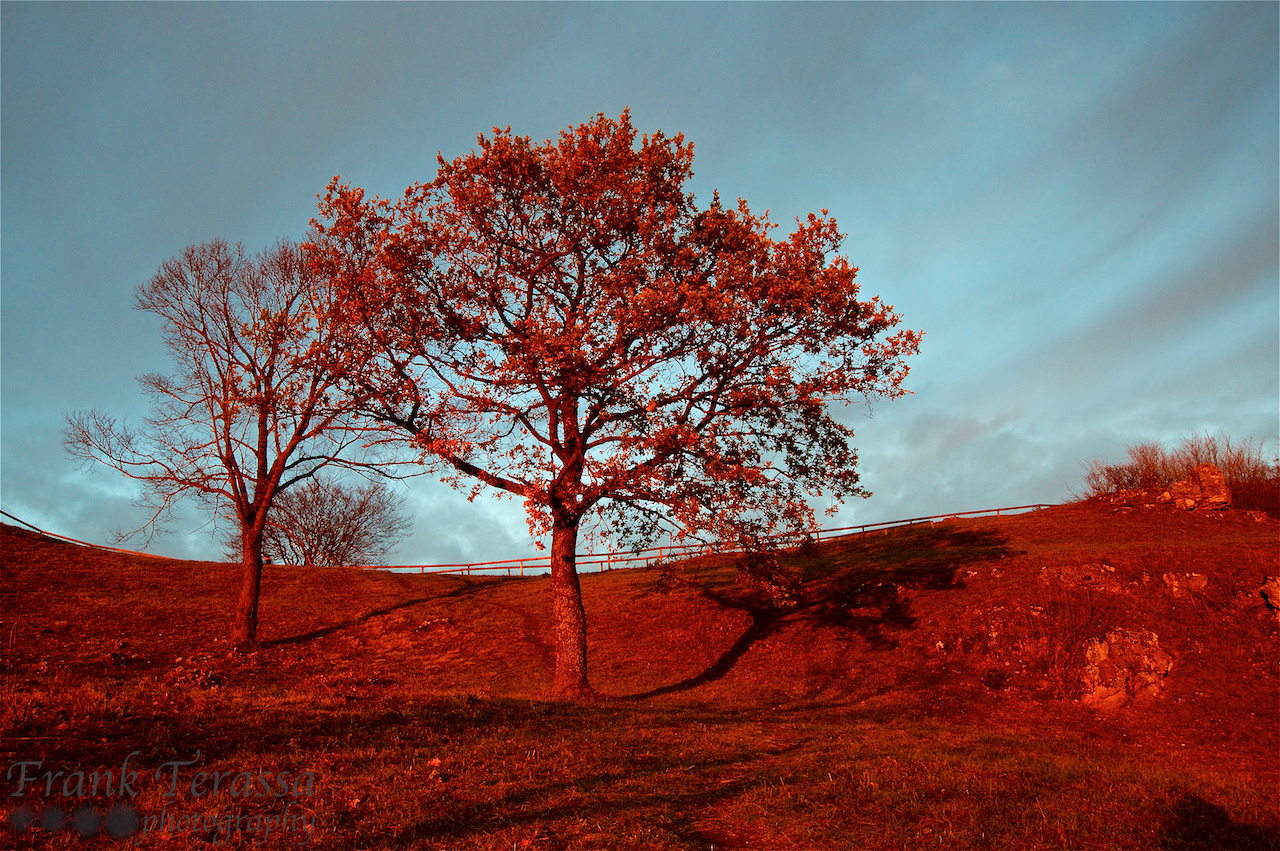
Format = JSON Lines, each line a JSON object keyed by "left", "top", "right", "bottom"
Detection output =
{"left": 2, "top": 502, "right": 1278, "bottom": 849}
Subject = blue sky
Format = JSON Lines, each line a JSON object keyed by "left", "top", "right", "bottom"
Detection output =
{"left": 3, "top": 2, "right": 1277, "bottom": 566}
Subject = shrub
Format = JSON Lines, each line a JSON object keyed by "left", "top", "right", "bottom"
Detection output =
{"left": 1080, "top": 433, "right": 1279, "bottom": 516}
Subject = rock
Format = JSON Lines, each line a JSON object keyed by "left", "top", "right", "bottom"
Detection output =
{"left": 1040, "top": 562, "right": 1124, "bottom": 593}
{"left": 1163, "top": 572, "right": 1208, "bottom": 598}
{"left": 1080, "top": 628, "right": 1174, "bottom": 710}
{"left": 1161, "top": 464, "right": 1231, "bottom": 511}
{"left": 1099, "top": 489, "right": 1154, "bottom": 506}
{"left": 1168, "top": 480, "right": 1199, "bottom": 510}
{"left": 1192, "top": 463, "right": 1231, "bottom": 509}
{"left": 1261, "top": 577, "right": 1280, "bottom": 618}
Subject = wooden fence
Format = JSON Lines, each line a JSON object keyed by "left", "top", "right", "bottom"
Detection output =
{"left": 0, "top": 510, "right": 182, "bottom": 560}
{"left": 2, "top": 503, "right": 1056, "bottom": 576}
{"left": 379, "top": 503, "right": 1057, "bottom": 577}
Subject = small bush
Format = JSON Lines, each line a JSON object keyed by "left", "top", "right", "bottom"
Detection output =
{"left": 1080, "top": 432, "right": 1279, "bottom": 515}
{"left": 1232, "top": 477, "right": 1280, "bottom": 517}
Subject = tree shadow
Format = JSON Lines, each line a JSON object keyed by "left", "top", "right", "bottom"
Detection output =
{"left": 802, "top": 525, "right": 1014, "bottom": 586}
{"left": 382, "top": 744, "right": 795, "bottom": 849}
{"left": 1157, "top": 793, "right": 1280, "bottom": 850}
{"left": 360, "top": 702, "right": 809, "bottom": 849}
{"left": 627, "top": 525, "right": 1014, "bottom": 698}
{"left": 801, "top": 525, "right": 1014, "bottom": 644}
{"left": 628, "top": 603, "right": 786, "bottom": 700}
{"left": 263, "top": 580, "right": 492, "bottom": 647}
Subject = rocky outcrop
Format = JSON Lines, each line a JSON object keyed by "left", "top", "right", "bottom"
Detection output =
{"left": 1156, "top": 463, "right": 1232, "bottom": 510}
{"left": 1080, "top": 628, "right": 1174, "bottom": 711}
{"left": 1261, "top": 577, "right": 1280, "bottom": 620}
{"left": 1098, "top": 488, "right": 1152, "bottom": 506}
{"left": 1192, "top": 464, "right": 1231, "bottom": 508}
{"left": 1040, "top": 562, "right": 1125, "bottom": 593}
{"left": 1163, "top": 572, "right": 1208, "bottom": 599}
{"left": 1162, "top": 480, "right": 1199, "bottom": 510}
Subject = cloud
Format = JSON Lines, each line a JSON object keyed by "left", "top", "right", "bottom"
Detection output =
{"left": 3, "top": 3, "right": 1275, "bottom": 565}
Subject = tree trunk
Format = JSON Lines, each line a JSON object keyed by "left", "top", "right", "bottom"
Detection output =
{"left": 548, "top": 516, "right": 594, "bottom": 699}
{"left": 230, "top": 523, "right": 265, "bottom": 651}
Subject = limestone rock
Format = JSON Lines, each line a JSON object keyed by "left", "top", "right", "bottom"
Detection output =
{"left": 1168, "top": 480, "right": 1199, "bottom": 510}
{"left": 1162, "top": 572, "right": 1208, "bottom": 598}
{"left": 1100, "top": 488, "right": 1150, "bottom": 505}
{"left": 1080, "top": 628, "right": 1174, "bottom": 710}
{"left": 1261, "top": 577, "right": 1280, "bottom": 619}
{"left": 1161, "top": 464, "right": 1231, "bottom": 511}
{"left": 1193, "top": 463, "right": 1231, "bottom": 509}
{"left": 1040, "top": 562, "right": 1124, "bottom": 593}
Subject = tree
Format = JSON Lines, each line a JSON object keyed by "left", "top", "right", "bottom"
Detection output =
{"left": 310, "top": 111, "right": 922, "bottom": 697}
{"left": 247, "top": 475, "right": 411, "bottom": 567}
{"left": 65, "top": 238, "right": 390, "bottom": 649}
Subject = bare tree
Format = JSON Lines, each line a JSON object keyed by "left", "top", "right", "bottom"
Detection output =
{"left": 65, "top": 238, "right": 394, "bottom": 649}
{"left": 246, "top": 476, "right": 410, "bottom": 567}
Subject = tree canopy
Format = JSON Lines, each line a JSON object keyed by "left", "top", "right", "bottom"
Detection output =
{"left": 250, "top": 475, "right": 410, "bottom": 568}
{"left": 310, "top": 111, "right": 921, "bottom": 695}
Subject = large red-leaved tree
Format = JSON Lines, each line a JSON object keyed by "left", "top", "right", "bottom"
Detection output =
{"left": 310, "top": 111, "right": 921, "bottom": 697}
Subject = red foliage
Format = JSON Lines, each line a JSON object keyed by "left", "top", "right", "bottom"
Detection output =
{"left": 309, "top": 111, "right": 921, "bottom": 695}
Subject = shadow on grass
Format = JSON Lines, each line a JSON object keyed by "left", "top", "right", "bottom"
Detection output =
{"left": 343, "top": 700, "right": 812, "bottom": 849}
{"left": 380, "top": 744, "right": 781, "bottom": 849}
{"left": 799, "top": 526, "right": 1014, "bottom": 645}
{"left": 629, "top": 525, "right": 1014, "bottom": 699}
{"left": 1158, "top": 793, "right": 1280, "bottom": 850}
{"left": 797, "top": 524, "right": 1015, "bottom": 584}
{"left": 264, "top": 580, "right": 495, "bottom": 647}
{"left": 628, "top": 605, "right": 785, "bottom": 700}
{"left": 10, "top": 690, "right": 851, "bottom": 848}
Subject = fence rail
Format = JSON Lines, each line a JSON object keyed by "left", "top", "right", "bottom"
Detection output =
{"left": 381, "top": 503, "right": 1057, "bottom": 577}
{"left": 2, "top": 503, "right": 1056, "bottom": 576}
{"left": 0, "top": 510, "right": 182, "bottom": 560}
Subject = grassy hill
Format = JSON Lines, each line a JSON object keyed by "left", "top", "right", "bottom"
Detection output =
{"left": 2, "top": 502, "right": 1277, "bottom": 849}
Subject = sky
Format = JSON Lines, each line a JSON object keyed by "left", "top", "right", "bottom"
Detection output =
{"left": 2, "top": 2, "right": 1277, "bottom": 567}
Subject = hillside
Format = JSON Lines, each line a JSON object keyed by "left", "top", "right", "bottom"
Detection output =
{"left": 2, "top": 502, "right": 1277, "bottom": 849}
